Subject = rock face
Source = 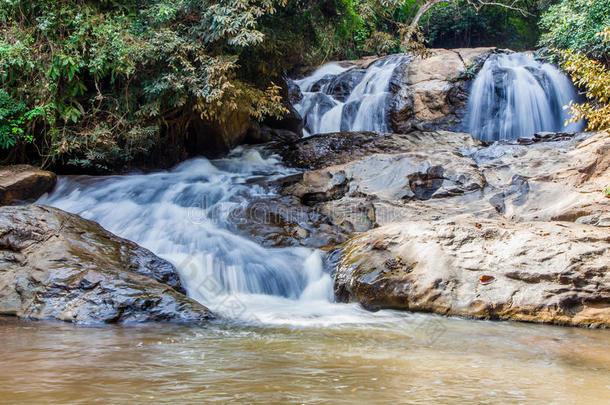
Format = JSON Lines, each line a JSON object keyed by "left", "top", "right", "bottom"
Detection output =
{"left": 281, "top": 131, "right": 610, "bottom": 235}
{"left": 390, "top": 47, "right": 498, "bottom": 133}
{"left": 0, "top": 205, "right": 214, "bottom": 324}
{"left": 334, "top": 217, "right": 610, "bottom": 328}
{"left": 279, "top": 130, "right": 481, "bottom": 170}
{"left": 273, "top": 129, "right": 610, "bottom": 326}
{"left": 280, "top": 130, "right": 484, "bottom": 237}
{"left": 0, "top": 165, "right": 56, "bottom": 205}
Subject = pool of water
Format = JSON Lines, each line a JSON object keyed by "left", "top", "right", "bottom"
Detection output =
{"left": 2, "top": 315, "right": 609, "bottom": 404}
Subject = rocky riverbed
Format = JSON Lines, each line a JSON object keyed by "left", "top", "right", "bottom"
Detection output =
{"left": 260, "top": 130, "right": 610, "bottom": 327}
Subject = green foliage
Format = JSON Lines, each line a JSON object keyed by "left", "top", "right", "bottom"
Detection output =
{"left": 540, "top": 1, "right": 610, "bottom": 132}
{"left": 539, "top": 0, "right": 610, "bottom": 64}
{"left": 421, "top": 0, "right": 550, "bottom": 50}
{"left": 0, "top": 89, "right": 49, "bottom": 149}
{"left": 0, "top": 0, "right": 287, "bottom": 170}
{"left": 561, "top": 45, "right": 610, "bottom": 131}
{"left": 605, "top": 187, "right": 610, "bottom": 196}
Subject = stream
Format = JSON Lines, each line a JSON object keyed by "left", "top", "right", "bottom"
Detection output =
{"left": 4, "top": 52, "right": 608, "bottom": 403}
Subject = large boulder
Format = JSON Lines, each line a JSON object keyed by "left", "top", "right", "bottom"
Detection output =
{"left": 0, "top": 165, "right": 56, "bottom": 205}
{"left": 390, "top": 48, "right": 497, "bottom": 133}
{"left": 334, "top": 216, "right": 610, "bottom": 327}
{"left": 0, "top": 205, "right": 214, "bottom": 325}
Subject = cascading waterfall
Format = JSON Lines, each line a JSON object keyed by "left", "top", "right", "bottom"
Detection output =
{"left": 294, "top": 54, "right": 408, "bottom": 136}
{"left": 467, "top": 53, "right": 583, "bottom": 142}
{"left": 40, "top": 147, "right": 396, "bottom": 326}
{"left": 38, "top": 52, "right": 587, "bottom": 328}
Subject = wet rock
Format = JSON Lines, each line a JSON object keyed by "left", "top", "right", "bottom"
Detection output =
{"left": 283, "top": 132, "right": 485, "bottom": 204}
{"left": 0, "top": 205, "right": 214, "bottom": 324}
{"left": 233, "top": 195, "right": 348, "bottom": 248}
{"left": 0, "top": 165, "right": 56, "bottom": 205}
{"left": 390, "top": 48, "right": 497, "bottom": 133}
{"left": 279, "top": 130, "right": 481, "bottom": 170}
{"left": 334, "top": 216, "right": 610, "bottom": 327}
{"left": 328, "top": 69, "right": 367, "bottom": 102}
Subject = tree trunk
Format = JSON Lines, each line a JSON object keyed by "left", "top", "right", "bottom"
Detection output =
{"left": 403, "top": 0, "right": 450, "bottom": 46}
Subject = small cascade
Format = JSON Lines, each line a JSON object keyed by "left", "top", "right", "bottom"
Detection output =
{"left": 41, "top": 147, "right": 393, "bottom": 326}
{"left": 294, "top": 55, "right": 408, "bottom": 136}
{"left": 467, "top": 53, "right": 583, "bottom": 142}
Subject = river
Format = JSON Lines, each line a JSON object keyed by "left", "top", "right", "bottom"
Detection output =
{"left": 4, "top": 53, "right": 608, "bottom": 404}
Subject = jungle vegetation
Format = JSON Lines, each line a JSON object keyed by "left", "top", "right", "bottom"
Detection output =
{"left": 0, "top": 0, "right": 608, "bottom": 171}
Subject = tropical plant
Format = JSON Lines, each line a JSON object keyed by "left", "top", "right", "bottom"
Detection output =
{"left": 0, "top": 0, "right": 287, "bottom": 170}
{"left": 539, "top": 0, "right": 610, "bottom": 65}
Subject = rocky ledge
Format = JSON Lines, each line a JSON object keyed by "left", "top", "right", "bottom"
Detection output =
{"left": 270, "top": 129, "right": 610, "bottom": 327}
{"left": 334, "top": 216, "right": 610, "bottom": 328}
{"left": 0, "top": 165, "right": 56, "bottom": 205}
{"left": 0, "top": 205, "right": 214, "bottom": 325}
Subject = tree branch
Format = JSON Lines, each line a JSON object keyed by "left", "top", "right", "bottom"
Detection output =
{"left": 401, "top": 0, "right": 531, "bottom": 46}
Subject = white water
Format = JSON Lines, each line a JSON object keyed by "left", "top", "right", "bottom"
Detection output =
{"left": 40, "top": 147, "right": 405, "bottom": 328}
{"left": 294, "top": 55, "right": 408, "bottom": 136}
{"left": 467, "top": 53, "right": 583, "bottom": 141}
{"left": 39, "top": 53, "right": 587, "bottom": 329}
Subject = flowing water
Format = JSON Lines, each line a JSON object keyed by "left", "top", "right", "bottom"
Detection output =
{"left": 294, "top": 55, "right": 407, "bottom": 136}
{"left": 38, "top": 147, "right": 400, "bottom": 327}
{"left": 4, "top": 53, "right": 609, "bottom": 403}
{"left": 2, "top": 316, "right": 610, "bottom": 403}
{"left": 467, "top": 53, "right": 583, "bottom": 141}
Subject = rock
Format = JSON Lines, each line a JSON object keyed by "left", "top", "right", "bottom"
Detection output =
{"left": 286, "top": 149, "right": 484, "bottom": 204}
{"left": 251, "top": 125, "right": 302, "bottom": 146}
{"left": 283, "top": 131, "right": 484, "bottom": 203}
{"left": 334, "top": 216, "right": 610, "bottom": 327}
{"left": 469, "top": 131, "right": 610, "bottom": 224}
{"left": 0, "top": 205, "right": 214, "bottom": 324}
{"left": 186, "top": 109, "right": 252, "bottom": 157}
{"left": 261, "top": 77, "right": 305, "bottom": 138}
{"left": 0, "top": 165, "right": 56, "bottom": 205}
{"left": 279, "top": 130, "right": 481, "bottom": 170}
{"left": 272, "top": 130, "right": 609, "bottom": 254}
{"left": 390, "top": 48, "right": 497, "bottom": 133}
{"left": 328, "top": 69, "right": 367, "bottom": 102}
{"left": 233, "top": 195, "right": 348, "bottom": 248}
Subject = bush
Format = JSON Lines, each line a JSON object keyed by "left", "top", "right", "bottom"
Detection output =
{"left": 540, "top": 1, "right": 610, "bottom": 131}
{"left": 0, "top": 0, "right": 287, "bottom": 171}
{"left": 539, "top": 0, "right": 610, "bottom": 64}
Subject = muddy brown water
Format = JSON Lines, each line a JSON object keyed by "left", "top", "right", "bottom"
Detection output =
{"left": 1, "top": 315, "right": 609, "bottom": 404}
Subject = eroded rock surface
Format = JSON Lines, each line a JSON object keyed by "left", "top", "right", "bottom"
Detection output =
{"left": 0, "top": 165, "right": 56, "bottom": 205}
{"left": 271, "top": 129, "right": 610, "bottom": 326}
{"left": 333, "top": 216, "right": 610, "bottom": 328}
{"left": 0, "top": 205, "right": 214, "bottom": 324}
{"left": 390, "top": 47, "right": 499, "bottom": 133}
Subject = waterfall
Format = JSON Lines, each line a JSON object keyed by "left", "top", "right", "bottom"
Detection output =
{"left": 293, "top": 55, "right": 408, "bottom": 136}
{"left": 467, "top": 53, "right": 583, "bottom": 142}
{"left": 40, "top": 147, "right": 400, "bottom": 326}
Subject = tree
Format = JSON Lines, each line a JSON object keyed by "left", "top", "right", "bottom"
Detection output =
{"left": 362, "top": 0, "right": 530, "bottom": 50}
{"left": 539, "top": 0, "right": 610, "bottom": 131}
{"left": 0, "top": 0, "right": 287, "bottom": 170}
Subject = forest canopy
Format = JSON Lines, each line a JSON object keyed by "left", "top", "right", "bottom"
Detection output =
{"left": 1, "top": 0, "right": 609, "bottom": 171}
